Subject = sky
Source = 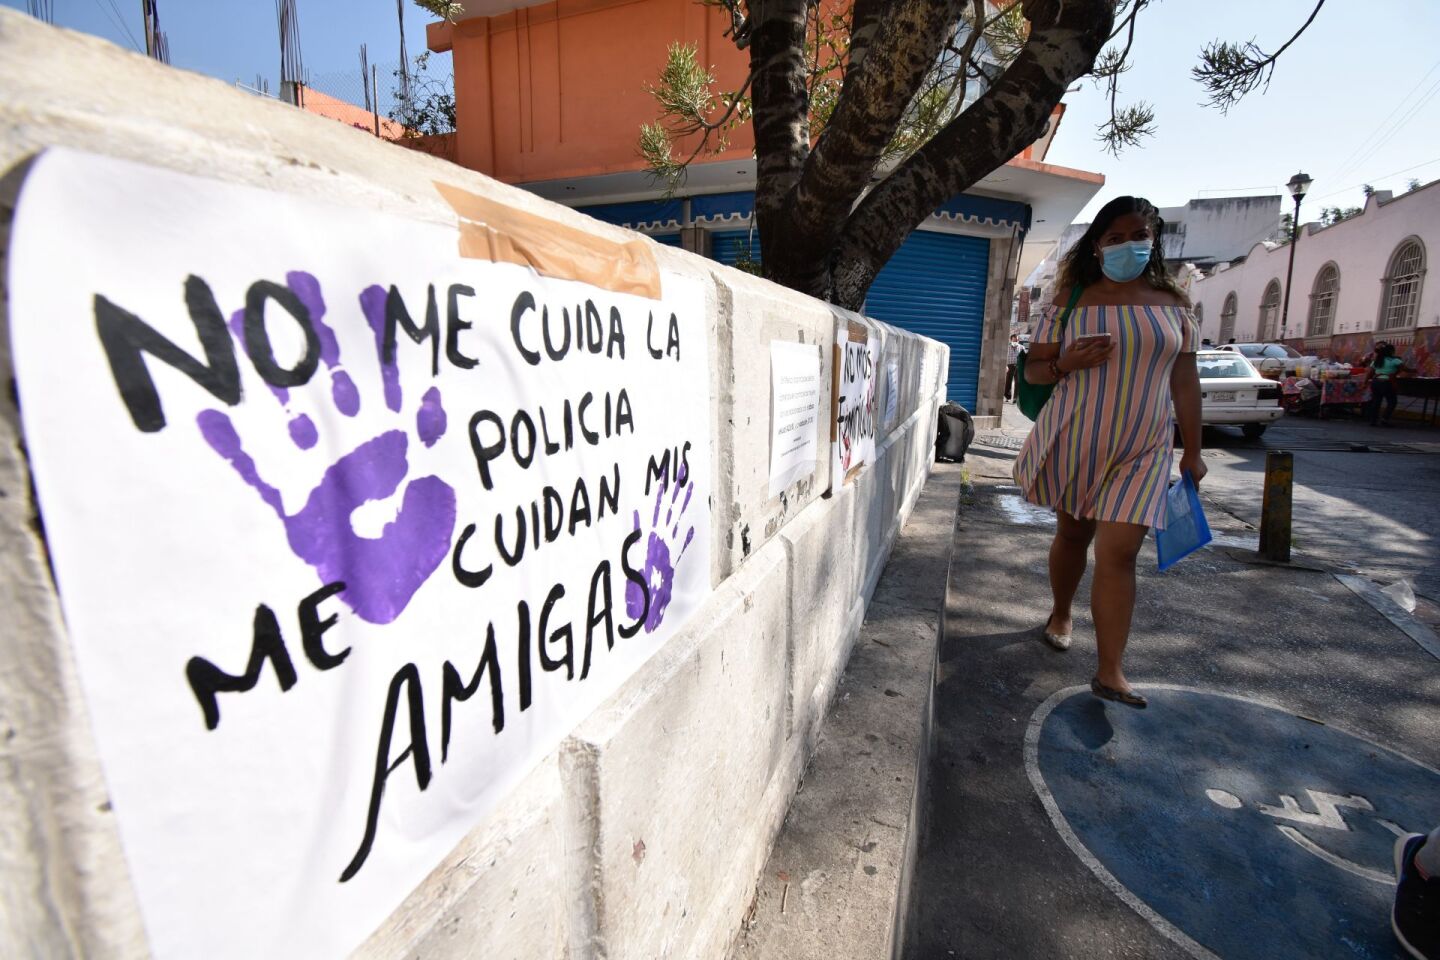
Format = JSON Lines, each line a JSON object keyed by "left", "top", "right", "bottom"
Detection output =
{"left": 5, "top": 0, "right": 1440, "bottom": 228}
{"left": 1045, "top": 0, "right": 1440, "bottom": 223}
{"left": 0, "top": 0, "right": 453, "bottom": 112}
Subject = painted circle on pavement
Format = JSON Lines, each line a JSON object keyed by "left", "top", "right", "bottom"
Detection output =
{"left": 1026, "top": 685, "right": 1439, "bottom": 960}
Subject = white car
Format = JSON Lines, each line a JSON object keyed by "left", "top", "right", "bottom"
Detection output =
{"left": 1196, "top": 350, "right": 1285, "bottom": 439}
{"left": 1216, "top": 342, "right": 1318, "bottom": 378}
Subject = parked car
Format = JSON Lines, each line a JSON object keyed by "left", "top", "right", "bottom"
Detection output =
{"left": 1216, "top": 342, "right": 1318, "bottom": 378}
{"left": 1196, "top": 350, "right": 1285, "bottom": 439}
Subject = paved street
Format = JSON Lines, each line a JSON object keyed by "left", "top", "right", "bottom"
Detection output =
{"left": 904, "top": 407, "right": 1440, "bottom": 960}
{"left": 1198, "top": 414, "right": 1440, "bottom": 621}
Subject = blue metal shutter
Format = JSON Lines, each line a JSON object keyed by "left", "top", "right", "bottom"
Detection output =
{"left": 652, "top": 233, "right": 682, "bottom": 247}
{"left": 863, "top": 231, "right": 990, "bottom": 411}
{"left": 709, "top": 229, "right": 760, "bottom": 268}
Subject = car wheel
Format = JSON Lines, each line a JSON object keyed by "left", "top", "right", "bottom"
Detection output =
{"left": 1241, "top": 423, "right": 1267, "bottom": 440}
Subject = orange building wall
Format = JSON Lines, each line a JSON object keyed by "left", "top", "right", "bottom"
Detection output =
{"left": 430, "top": 0, "right": 753, "bottom": 183}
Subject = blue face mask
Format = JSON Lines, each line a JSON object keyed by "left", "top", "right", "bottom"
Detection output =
{"left": 1099, "top": 240, "right": 1152, "bottom": 282}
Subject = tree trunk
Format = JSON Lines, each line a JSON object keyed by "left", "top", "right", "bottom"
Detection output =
{"left": 751, "top": 0, "right": 1114, "bottom": 312}
{"left": 747, "top": 0, "right": 823, "bottom": 297}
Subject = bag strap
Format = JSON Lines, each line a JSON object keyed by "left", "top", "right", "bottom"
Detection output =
{"left": 1057, "top": 284, "right": 1084, "bottom": 334}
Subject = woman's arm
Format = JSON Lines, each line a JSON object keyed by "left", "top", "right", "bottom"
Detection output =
{"left": 1024, "top": 341, "right": 1060, "bottom": 384}
{"left": 1170, "top": 353, "right": 1207, "bottom": 484}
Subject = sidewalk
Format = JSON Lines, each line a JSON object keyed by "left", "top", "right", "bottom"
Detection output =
{"left": 903, "top": 424, "right": 1440, "bottom": 960}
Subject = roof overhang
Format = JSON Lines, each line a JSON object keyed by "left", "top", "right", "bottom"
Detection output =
{"left": 968, "top": 156, "right": 1104, "bottom": 282}
{"left": 524, "top": 154, "right": 1101, "bottom": 263}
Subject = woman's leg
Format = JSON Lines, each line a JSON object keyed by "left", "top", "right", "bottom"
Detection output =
{"left": 1091, "top": 520, "right": 1150, "bottom": 691}
{"left": 1382, "top": 382, "right": 1399, "bottom": 423}
{"left": 1047, "top": 510, "right": 1096, "bottom": 635}
{"left": 1368, "top": 382, "right": 1386, "bottom": 425}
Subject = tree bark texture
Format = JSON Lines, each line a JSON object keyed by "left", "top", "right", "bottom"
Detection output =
{"left": 747, "top": 0, "right": 822, "bottom": 295}
{"left": 750, "top": 0, "right": 1114, "bottom": 312}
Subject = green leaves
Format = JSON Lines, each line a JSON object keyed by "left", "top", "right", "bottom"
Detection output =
{"left": 638, "top": 42, "right": 752, "bottom": 193}
{"left": 1191, "top": 0, "right": 1326, "bottom": 114}
{"left": 411, "top": 0, "right": 464, "bottom": 22}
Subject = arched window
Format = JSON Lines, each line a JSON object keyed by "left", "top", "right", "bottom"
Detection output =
{"left": 1257, "top": 279, "right": 1282, "bottom": 341}
{"left": 1306, "top": 263, "right": 1340, "bottom": 337}
{"left": 1379, "top": 239, "right": 1425, "bottom": 331}
{"left": 1219, "top": 292, "right": 1237, "bottom": 342}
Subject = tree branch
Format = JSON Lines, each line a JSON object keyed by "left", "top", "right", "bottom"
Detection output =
{"left": 1193, "top": 0, "right": 1326, "bottom": 113}
{"left": 747, "top": 0, "right": 815, "bottom": 271}
{"left": 772, "top": 0, "right": 967, "bottom": 287}
{"left": 829, "top": 0, "right": 1113, "bottom": 308}
{"left": 842, "top": 0, "right": 891, "bottom": 90}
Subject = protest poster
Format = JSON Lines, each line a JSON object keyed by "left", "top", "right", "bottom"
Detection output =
{"left": 7, "top": 149, "right": 711, "bottom": 959}
{"left": 831, "top": 318, "right": 880, "bottom": 486}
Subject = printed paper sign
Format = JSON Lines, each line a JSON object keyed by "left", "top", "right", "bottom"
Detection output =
{"left": 768, "top": 340, "right": 822, "bottom": 497}
{"left": 7, "top": 149, "right": 711, "bottom": 960}
{"left": 832, "top": 320, "right": 880, "bottom": 484}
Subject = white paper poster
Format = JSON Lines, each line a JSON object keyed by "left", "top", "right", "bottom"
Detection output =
{"left": 8, "top": 150, "right": 711, "bottom": 960}
{"left": 767, "top": 340, "right": 822, "bottom": 497}
{"left": 832, "top": 322, "right": 880, "bottom": 484}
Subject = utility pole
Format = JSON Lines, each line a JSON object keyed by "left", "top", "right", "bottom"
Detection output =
{"left": 277, "top": 0, "right": 305, "bottom": 107}
{"left": 142, "top": 0, "right": 170, "bottom": 63}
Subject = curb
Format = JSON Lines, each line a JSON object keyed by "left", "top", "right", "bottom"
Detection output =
{"left": 728, "top": 465, "right": 962, "bottom": 960}
{"left": 1334, "top": 574, "right": 1440, "bottom": 662}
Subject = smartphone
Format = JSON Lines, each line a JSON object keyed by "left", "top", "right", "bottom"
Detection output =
{"left": 1074, "top": 333, "right": 1113, "bottom": 346}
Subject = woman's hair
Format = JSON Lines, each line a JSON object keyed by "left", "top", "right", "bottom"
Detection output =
{"left": 1055, "top": 196, "right": 1189, "bottom": 304}
{"left": 1375, "top": 341, "right": 1396, "bottom": 358}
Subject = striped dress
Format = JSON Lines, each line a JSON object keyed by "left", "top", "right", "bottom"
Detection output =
{"left": 1013, "top": 302, "right": 1199, "bottom": 529}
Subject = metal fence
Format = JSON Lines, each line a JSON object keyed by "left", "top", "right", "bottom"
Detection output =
{"left": 230, "top": 55, "right": 456, "bottom": 142}
{"left": 306, "top": 58, "right": 455, "bottom": 133}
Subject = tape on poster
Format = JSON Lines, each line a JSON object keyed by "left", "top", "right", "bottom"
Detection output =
{"left": 434, "top": 181, "right": 662, "bottom": 300}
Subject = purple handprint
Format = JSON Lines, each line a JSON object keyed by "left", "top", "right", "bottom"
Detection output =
{"left": 625, "top": 467, "right": 696, "bottom": 633}
{"left": 198, "top": 272, "right": 456, "bottom": 625}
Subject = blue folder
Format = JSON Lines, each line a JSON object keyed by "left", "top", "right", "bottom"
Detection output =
{"left": 1156, "top": 471, "right": 1212, "bottom": 571}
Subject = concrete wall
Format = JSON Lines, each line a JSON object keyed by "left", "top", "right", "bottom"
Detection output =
{"left": 425, "top": 0, "right": 753, "bottom": 182}
{"left": 1192, "top": 183, "right": 1440, "bottom": 354}
{"left": 0, "top": 11, "right": 947, "bottom": 959}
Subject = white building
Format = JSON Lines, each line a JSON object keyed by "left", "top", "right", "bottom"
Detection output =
{"left": 1024, "top": 194, "right": 1282, "bottom": 307}
{"left": 1157, "top": 195, "right": 1282, "bottom": 271}
{"left": 1191, "top": 181, "right": 1438, "bottom": 374}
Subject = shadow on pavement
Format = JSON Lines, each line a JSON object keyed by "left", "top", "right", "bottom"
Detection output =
{"left": 903, "top": 470, "right": 1440, "bottom": 960}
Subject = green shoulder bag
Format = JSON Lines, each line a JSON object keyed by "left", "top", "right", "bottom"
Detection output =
{"left": 1015, "top": 285, "right": 1083, "bottom": 421}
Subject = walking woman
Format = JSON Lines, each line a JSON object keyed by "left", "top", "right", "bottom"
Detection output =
{"left": 1013, "top": 196, "right": 1205, "bottom": 709}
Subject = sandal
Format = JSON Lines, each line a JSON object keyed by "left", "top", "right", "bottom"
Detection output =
{"left": 1090, "top": 677, "right": 1147, "bottom": 709}
{"left": 1040, "top": 625, "right": 1071, "bottom": 652}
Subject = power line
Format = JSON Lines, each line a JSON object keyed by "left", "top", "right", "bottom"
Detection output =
{"left": 1329, "top": 57, "right": 1440, "bottom": 182}
{"left": 90, "top": 0, "right": 141, "bottom": 51}
{"left": 1196, "top": 185, "right": 1282, "bottom": 196}
{"left": 1308, "top": 156, "right": 1440, "bottom": 205}
{"left": 1336, "top": 76, "right": 1440, "bottom": 186}
{"left": 104, "top": 0, "right": 144, "bottom": 50}
{"left": 1330, "top": 67, "right": 1440, "bottom": 186}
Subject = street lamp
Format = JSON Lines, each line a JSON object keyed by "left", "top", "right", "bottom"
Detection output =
{"left": 1279, "top": 171, "right": 1312, "bottom": 340}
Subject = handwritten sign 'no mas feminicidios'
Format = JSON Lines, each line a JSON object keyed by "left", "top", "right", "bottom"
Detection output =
{"left": 832, "top": 320, "right": 880, "bottom": 485}
{"left": 8, "top": 149, "right": 712, "bottom": 960}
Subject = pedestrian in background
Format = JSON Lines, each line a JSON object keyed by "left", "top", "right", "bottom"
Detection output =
{"left": 1014, "top": 196, "right": 1204, "bottom": 709}
{"left": 1005, "top": 333, "right": 1020, "bottom": 402}
{"left": 1365, "top": 340, "right": 1409, "bottom": 427}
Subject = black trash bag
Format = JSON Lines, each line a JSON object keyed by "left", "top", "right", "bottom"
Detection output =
{"left": 935, "top": 402, "right": 974, "bottom": 463}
